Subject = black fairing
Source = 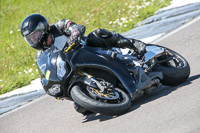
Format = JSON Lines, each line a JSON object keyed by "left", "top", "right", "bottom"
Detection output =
{"left": 36, "top": 45, "right": 67, "bottom": 96}
{"left": 36, "top": 45, "right": 140, "bottom": 98}
{"left": 69, "top": 46, "right": 138, "bottom": 94}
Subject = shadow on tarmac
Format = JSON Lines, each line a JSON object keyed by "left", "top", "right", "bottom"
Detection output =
{"left": 82, "top": 74, "right": 200, "bottom": 123}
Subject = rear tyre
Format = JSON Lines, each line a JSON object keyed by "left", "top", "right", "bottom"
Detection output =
{"left": 152, "top": 45, "right": 190, "bottom": 86}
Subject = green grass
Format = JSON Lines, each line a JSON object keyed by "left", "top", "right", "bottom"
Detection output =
{"left": 0, "top": 0, "right": 171, "bottom": 95}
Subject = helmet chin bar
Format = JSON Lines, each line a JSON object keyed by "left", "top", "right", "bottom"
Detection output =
{"left": 41, "top": 33, "right": 53, "bottom": 50}
{"left": 33, "top": 36, "right": 48, "bottom": 50}
{"left": 41, "top": 40, "right": 49, "bottom": 50}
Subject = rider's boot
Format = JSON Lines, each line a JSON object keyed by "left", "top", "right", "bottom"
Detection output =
{"left": 114, "top": 33, "right": 146, "bottom": 55}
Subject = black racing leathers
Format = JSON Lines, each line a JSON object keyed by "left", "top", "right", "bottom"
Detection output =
{"left": 86, "top": 28, "right": 146, "bottom": 54}
{"left": 54, "top": 19, "right": 86, "bottom": 38}
{"left": 50, "top": 19, "right": 86, "bottom": 51}
{"left": 52, "top": 19, "right": 146, "bottom": 54}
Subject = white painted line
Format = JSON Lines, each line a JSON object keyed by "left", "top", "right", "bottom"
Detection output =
{"left": 153, "top": 15, "right": 200, "bottom": 43}
{"left": 0, "top": 94, "right": 48, "bottom": 118}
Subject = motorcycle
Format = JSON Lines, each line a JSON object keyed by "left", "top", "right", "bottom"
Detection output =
{"left": 36, "top": 35, "right": 190, "bottom": 116}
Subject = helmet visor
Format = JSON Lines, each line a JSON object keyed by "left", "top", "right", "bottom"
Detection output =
{"left": 24, "top": 30, "right": 43, "bottom": 47}
{"left": 24, "top": 22, "right": 46, "bottom": 47}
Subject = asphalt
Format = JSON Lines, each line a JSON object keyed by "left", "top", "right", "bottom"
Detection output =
{"left": 0, "top": 18, "right": 200, "bottom": 132}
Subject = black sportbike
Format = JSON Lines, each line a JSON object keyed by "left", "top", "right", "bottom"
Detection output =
{"left": 36, "top": 36, "right": 190, "bottom": 115}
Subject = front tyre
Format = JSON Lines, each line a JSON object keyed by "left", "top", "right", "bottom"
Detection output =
{"left": 70, "top": 85, "right": 131, "bottom": 116}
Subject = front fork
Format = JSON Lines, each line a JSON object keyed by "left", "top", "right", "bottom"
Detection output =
{"left": 76, "top": 71, "right": 119, "bottom": 100}
{"left": 77, "top": 71, "right": 113, "bottom": 93}
{"left": 76, "top": 69, "right": 163, "bottom": 101}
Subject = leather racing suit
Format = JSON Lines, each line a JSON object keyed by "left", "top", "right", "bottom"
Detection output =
{"left": 50, "top": 19, "right": 146, "bottom": 54}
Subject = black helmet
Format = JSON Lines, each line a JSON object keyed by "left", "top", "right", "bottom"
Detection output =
{"left": 21, "top": 14, "right": 49, "bottom": 50}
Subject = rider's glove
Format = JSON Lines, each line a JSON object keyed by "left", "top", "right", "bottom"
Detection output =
{"left": 68, "top": 30, "right": 81, "bottom": 45}
{"left": 63, "top": 30, "right": 81, "bottom": 52}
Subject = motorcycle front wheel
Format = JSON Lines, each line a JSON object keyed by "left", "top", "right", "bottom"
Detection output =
{"left": 70, "top": 84, "right": 131, "bottom": 116}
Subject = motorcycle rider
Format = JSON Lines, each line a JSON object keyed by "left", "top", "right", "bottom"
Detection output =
{"left": 21, "top": 14, "right": 146, "bottom": 55}
{"left": 21, "top": 14, "right": 147, "bottom": 115}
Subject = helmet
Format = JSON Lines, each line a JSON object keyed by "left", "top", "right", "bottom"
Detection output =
{"left": 21, "top": 14, "right": 49, "bottom": 50}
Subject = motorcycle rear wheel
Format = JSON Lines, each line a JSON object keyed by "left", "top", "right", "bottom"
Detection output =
{"left": 70, "top": 84, "right": 131, "bottom": 116}
{"left": 151, "top": 45, "right": 190, "bottom": 86}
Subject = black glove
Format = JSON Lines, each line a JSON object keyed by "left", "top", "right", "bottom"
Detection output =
{"left": 68, "top": 30, "right": 81, "bottom": 45}
{"left": 63, "top": 30, "right": 81, "bottom": 52}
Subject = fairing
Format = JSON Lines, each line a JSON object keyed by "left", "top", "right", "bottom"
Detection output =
{"left": 69, "top": 46, "right": 139, "bottom": 94}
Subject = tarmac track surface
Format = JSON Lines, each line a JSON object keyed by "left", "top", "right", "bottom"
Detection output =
{"left": 0, "top": 19, "right": 200, "bottom": 133}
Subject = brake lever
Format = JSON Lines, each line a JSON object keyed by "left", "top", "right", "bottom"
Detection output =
{"left": 64, "top": 42, "right": 76, "bottom": 53}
